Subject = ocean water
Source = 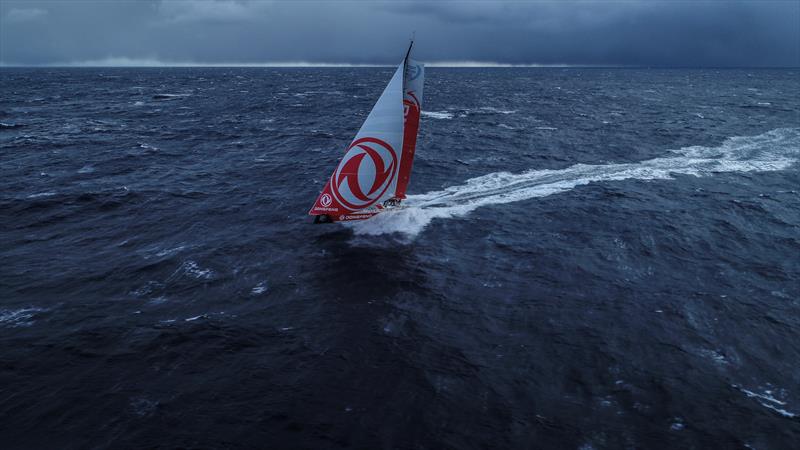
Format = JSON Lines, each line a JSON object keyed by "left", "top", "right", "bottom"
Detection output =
{"left": 1, "top": 67, "right": 799, "bottom": 449}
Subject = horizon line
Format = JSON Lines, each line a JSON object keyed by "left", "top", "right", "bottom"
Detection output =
{"left": 1, "top": 58, "right": 797, "bottom": 69}
{"left": 0, "top": 59, "right": 610, "bottom": 68}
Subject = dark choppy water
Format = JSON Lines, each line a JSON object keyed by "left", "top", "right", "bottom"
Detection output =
{"left": 1, "top": 67, "right": 799, "bottom": 449}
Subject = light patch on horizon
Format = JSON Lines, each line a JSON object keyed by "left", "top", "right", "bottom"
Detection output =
{"left": 0, "top": 57, "right": 615, "bottom": 68}
{"left": 5, "top": 7, "right": 48, "bottom": 23}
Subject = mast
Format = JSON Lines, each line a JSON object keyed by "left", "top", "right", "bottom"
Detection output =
{"left": 403, "top": 35, "right": 414, "bottom": 72}
{"left": 404, "top": 38, "right": 414, "bottom": 65}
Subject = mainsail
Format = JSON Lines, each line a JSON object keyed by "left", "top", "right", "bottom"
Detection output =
{"left": 309, "top": 41, "right": 424, "bottom": 222}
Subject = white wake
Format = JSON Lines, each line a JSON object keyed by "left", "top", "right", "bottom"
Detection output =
{"left": 346, "top": 128, "right": 800, "bottom": 237}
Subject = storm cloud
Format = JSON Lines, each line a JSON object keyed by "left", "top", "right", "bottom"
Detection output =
{"left": 1, "top": 0, "right": 798, "bottom": 66}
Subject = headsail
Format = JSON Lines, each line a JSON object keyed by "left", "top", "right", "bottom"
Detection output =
{"left": 395, "top": 55, "right": 424, "bottom": 199}
{"left": 309, "top": 40, "right": 423, "bottom": 222}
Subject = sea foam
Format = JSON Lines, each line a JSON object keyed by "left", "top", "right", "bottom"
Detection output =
{"left": 421, "top": 111, "right": 454, "bottom": 120}
{"left": 0, "top": 307, "right": 46, "bottom": 328}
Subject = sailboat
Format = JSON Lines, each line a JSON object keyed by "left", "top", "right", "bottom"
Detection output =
{"left": 309, "top": 40, "right": 424, "bottom": 223}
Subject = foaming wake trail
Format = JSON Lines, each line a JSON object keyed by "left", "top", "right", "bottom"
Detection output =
{"left": 346, "top": 128, "right": 800, "bottom": 237}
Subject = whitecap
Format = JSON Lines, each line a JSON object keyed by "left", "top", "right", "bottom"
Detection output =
{"left": 152, "top": 93, "right": 190, "bottom": 100}
{"left": 156, "top": 245, "right": 186, "bottom": 258}
{"left": 697, "top": 348, "right": 729, "bottom": 365}
{"left": 479, "top": 107, "right": 516, "bottom": 114}
{"left": 181, "top": 260, "right": 215, "bottom": 280}
{"left": 760, "top": 403, "right": 797, "bottom": 418}
{"left": 421, "top": 111, "right": 454, "bottom": 120}
{"left": 0, "top": 307, "right": 46, "bottom": 327}
{"left": 77, "top": 165, "right": 95, "bottom": 174}
{"left": 251, "top": 281, "right": 269, "bottom": 295}
{"left": 736, "top": 385, "right": 788, "bottom": 406}
{"left": 27, "top": 192, "right": 56, "bottom": 199}
{"left": 497, "top": 123, "right": 515, "bottom": 130}
{"left": 735, "top": 384, "right": 797, "bottom": 418}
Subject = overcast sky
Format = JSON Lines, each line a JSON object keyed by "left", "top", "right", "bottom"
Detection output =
{"left": 1, "top": 0, "right": 798, "bottom": 67}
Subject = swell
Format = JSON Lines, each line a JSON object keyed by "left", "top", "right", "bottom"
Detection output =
{"left": 347, "top": 128, "right": 800, "bottom": 237}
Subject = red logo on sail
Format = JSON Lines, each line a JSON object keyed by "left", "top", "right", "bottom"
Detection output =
{"left": 330, "top": 137, "right": 397, "bottom": 210}
{"left": 320, "top": 193, "right": 332, "bottom": 207}
{"left": 404, "top": 90, "right": 420, "bottom": 112}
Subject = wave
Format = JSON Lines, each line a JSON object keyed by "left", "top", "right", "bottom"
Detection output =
{"left": 251, "top": 281, "right": 269, "bottom": 295}
{"left": 152, "top": 93, "right": 190, "bottom": 100}
{"left": 179, "top": 260, "right": 215, "bottom": 280}
{"left": 26, "top": 192, "right": 56, "bottom": 199}
{"left": 479, "top": 107, "right": 516, "bottom": 114}
{"left": 0, "top": 307, "right": 47, "bottom": 328}
{"left": 347, "top": 128, "right": 799, "bottom": 237}
{"left": 734, "top": 384, "right": 797, "bottom": 418}
{"left": 421, "top": 111, "right": 454, "bottom": 120}
{"left": 138, "top": 142, "right": 159, "bottom": 151}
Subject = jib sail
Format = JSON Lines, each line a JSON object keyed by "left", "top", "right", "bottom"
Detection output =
{"left": 395, "top": 57, "right": 424, "bottom": 199}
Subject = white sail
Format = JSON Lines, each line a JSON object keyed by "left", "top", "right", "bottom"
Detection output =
{"left": 310, "top": 62, "right": 407, "bottom": 216}
{"left": 404, "top": 58, "right": 424, "bottom": 108}
{"left": 346, "top": 63, "right": 406, "bottom": 208}
{"left": 310, "top": 40, "right": 424, "bottom": 222}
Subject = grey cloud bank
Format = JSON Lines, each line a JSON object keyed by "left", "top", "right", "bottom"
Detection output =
{"left": 1, "top": 0, "right": 798, "bottom": 67}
